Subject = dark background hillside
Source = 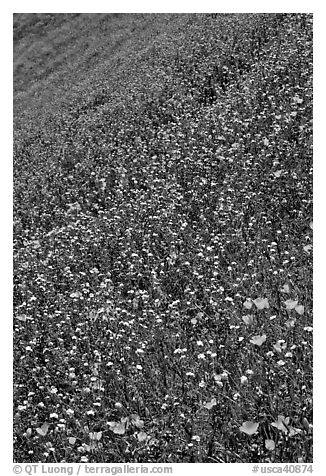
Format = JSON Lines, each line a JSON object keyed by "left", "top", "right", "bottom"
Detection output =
{"left": 14, "top": 13, "right": 313, "bottom": 464}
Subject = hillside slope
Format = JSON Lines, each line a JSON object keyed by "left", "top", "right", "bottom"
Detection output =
{"left": 14, "top": 14, "right": 313, "bottom": 463}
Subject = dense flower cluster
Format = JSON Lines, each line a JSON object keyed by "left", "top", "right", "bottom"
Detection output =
{"left": 14, "top": 13, "right": 312, "bottom": 463}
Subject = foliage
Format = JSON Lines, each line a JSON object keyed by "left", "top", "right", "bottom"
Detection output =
{"left": 13, "top": 13, "right": 312, "bottom": 463}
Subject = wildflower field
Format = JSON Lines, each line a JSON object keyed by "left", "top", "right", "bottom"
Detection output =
{"left": 13, "top": 13, "right": 313, "bottom": 463}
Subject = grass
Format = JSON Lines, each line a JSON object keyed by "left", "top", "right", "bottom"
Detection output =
{"left": 13, "top": 13, "right": 313, "bottom": 463}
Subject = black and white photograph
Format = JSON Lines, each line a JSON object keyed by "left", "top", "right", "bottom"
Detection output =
{"left": 12, "top": 5, "right": 314, "bottom": 468}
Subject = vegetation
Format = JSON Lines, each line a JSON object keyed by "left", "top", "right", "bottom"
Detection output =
{"left": 13, "top": 13, "right": 313, "bottom": 463}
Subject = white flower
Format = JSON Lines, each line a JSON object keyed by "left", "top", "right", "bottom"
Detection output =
{"left": 240, "top": 376, "right": 248, "bottom": 385}
{"left": 66, "top": 409, "right": 74, "bottom": 416}
{"left": 213, "top": 373, "right": 223, "bottom": 382}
